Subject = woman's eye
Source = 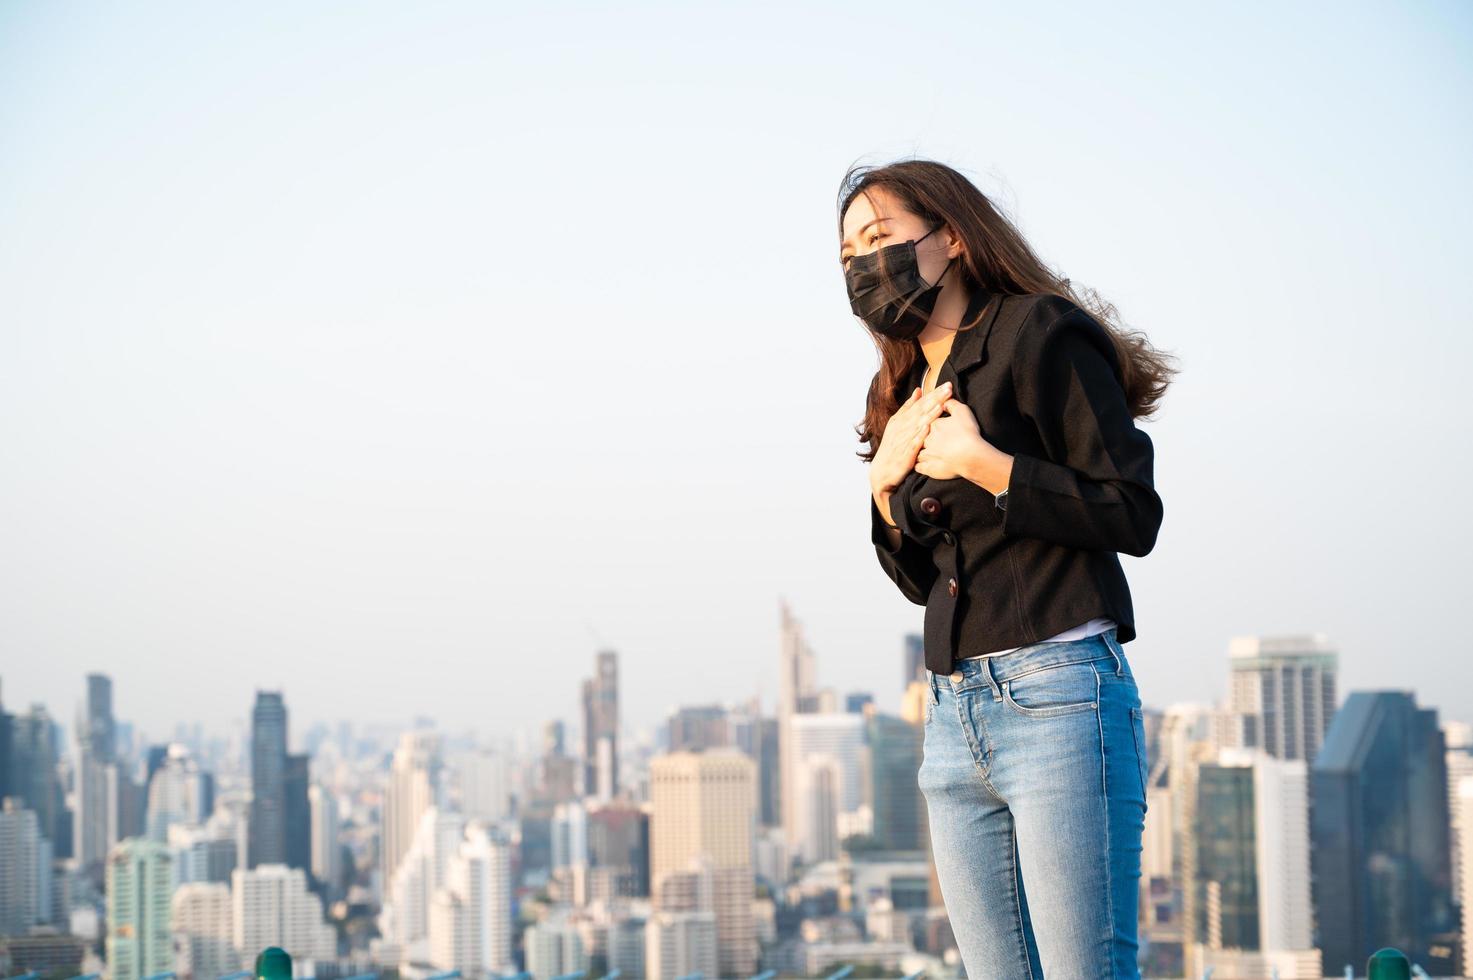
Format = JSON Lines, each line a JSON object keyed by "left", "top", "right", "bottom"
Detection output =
{"left": 868, "top": 232, "right": 882, "bottom": 245}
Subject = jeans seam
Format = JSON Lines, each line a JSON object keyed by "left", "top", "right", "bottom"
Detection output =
{"left": 1096, "top": 668, "right": 1116, "bottom": 976}
{"left": 1007, "top": 821, "right": 1034, "bottom": 977}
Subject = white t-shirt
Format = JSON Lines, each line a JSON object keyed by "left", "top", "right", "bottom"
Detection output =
{"left": 962, "top": 616, "right": 1117, "bottom": 660}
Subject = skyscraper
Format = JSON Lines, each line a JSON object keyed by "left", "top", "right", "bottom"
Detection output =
{"left": 788, "top": 713, "right": 866, "bottom": 862}
{"left": 309, "top": 783, "right": 342, "bottom": 896}
{"left": 105, "top": 838, "right": 174, "bottom": 980}
{"left": 427, "top": 822, "right": 513, "bottom": 976}
{"left": 284, "top": 751, "right": 311, "bottom": 875}
{"left": 383, "top": 730, "right": 443, "bottom": 893}
{"left": 248, "top": 691, "right": 288, "bottom": 868}
{"left": 777, "top": 599, "right": 818, "bottom": 844}
{"left": 1224, "top": 634, "right": 1337, "bottom": 762}
{"left": 581, "top": 649, "right": 620, "bottom": 799}
{"left": 867, "top": 712, "right": 925, "bottom": 852}
{"left": 1311, "top": 691, "right": 1455, "bottom": 972}
{"left": 8, "top": 704, "right": 65, "bottom": 858}
{"left": 649, "top": 750, "right": 756, "bottom": 977}
{"left": 0, "top": 798, "right": 52, "bottom": 935}
{"left": 76, "top": 673, "right": 118, "bottom": 880}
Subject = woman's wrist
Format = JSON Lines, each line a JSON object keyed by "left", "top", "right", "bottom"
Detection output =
{"left": 961, "top": 443, "right": 1014, "bottom": 496}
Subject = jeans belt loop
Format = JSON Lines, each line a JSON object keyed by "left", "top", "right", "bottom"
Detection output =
{"left": 928, "top": 669, "right": 940, "bottom": 705}
{"left": 984, "top": 657, "right": 1004, "bottom": 703}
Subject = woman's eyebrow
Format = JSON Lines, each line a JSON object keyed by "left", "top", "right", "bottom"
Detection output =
{"left": 839, "top": 217, "right": 889, "bottom": 255}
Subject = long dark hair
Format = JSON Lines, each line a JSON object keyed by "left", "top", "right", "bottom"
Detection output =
{"left": 841, "top": 159, "right": 1179, "bottom": 462}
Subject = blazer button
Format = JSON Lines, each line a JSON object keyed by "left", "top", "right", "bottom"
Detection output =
{"left": 947, "top": 577, "right": 958, "bottom": 597}
{"left": 920, "top": 496, "right": 941, "bottom": 517}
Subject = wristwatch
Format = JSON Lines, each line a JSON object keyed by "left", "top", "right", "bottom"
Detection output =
{"left": 994, "top": 488, "right": 1009, "bottom": 512}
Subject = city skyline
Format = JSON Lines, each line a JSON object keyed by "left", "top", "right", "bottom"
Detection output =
{"left": 3, "top": 2, "right": 1472, "bottom": 737}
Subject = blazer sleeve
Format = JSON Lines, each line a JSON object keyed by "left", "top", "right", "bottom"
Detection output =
{"left": 870, "top": 490, "right": 938, "bottom": 605}
{"left": 1000, "top": 301, "right": 1164, "bottom": 557}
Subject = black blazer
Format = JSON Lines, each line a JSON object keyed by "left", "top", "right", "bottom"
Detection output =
{"left": 870, "top": 287, "right": 1164, "bottom": 674}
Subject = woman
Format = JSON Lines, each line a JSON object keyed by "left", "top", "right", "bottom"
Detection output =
{"left": 840, "top": 159, "right": 1175, "bottom": 977}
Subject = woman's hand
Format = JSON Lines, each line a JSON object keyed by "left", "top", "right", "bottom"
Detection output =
{"left": 870, "top": 382, "right": 954, "bottom": 496}
{"left": 917, "top": 397, "right": 1014, "bottom": 492}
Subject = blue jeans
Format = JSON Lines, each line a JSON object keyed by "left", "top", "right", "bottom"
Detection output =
{"left": 918, "top": 627, "right": 1148, "bottom": 978}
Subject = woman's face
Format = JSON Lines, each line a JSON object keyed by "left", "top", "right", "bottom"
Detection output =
{"left": 839, "top": 188, "right": 953, "bottom": 286}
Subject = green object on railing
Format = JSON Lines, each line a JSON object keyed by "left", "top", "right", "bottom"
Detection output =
{"left": 1367, "top": 948, "right": 1411, "bottom": 980}
{"left": 255, "top": 947, "right": 292, "bottom": 980}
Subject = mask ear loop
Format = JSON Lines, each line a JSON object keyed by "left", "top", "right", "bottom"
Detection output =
{"left": 915, "top": 223, "right": 954, "bottom": 288}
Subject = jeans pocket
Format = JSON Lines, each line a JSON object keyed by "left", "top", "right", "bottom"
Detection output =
{"left": 1001, "top": 659, "right": 1101, "bottom": 718}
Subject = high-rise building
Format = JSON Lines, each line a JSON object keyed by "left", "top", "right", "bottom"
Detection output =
{"left": 586, "top": 800, "right": 650, "bottom": 898}
{"left": 231, "top": 863, "right": 335, "bottom": 965}
{"left": 1224, "top": 634, "right": 1337, "bottom": 762}
{"left": 456, "top": 746, "right": 509, "bottom": 823}
{"left": 248, "top": 691, "right": 288, "bottom": 868}
{"left": 377, "top": 806, "right": 472, "bottom": 956}
{"left": 171, "top": 881, "right": 237, "bottom": 980}
{"left": 581, "top": 650, "right": 620, "bottom": 799}
{"left": 1458, "top": 776, "right": 1473, "bottom": 974}
{"left": 551, "top": 800, "right": 589, "bottom": 873}
{"left": 1444, "top": 721, "right": 1473, "bottom": 902}
{"left": 0, "top": 798, "right": 52, "bottom": 934}
{"left": 867, "top": 712, "right": 925, "bottom": 852}
{"left": 644, "top": 910, "right": 717, "bottom": 980}
{"left": 308, "top": 784, "right": 341, "bottom": 896}
{"left": 1311, "top": 691, "right": 1456, "bottom": 972}
{"left": 649, "top": 750, "right": 756, "bottom": 977}
{"left": 667, "top": 705, "right": 729, "bottom": 754}
{"left": 283, "top": 752, "right": 311, "bottom": 875}
{"left": 8, "top": 705, "right": 66, "bottom": 858}
{"left": 383, "top": 730, "right": 443, "bottom": 891}
{"left": 1172, "top": 744, "right": 1320, "bottom": 978}
{"left": 523, "top": 911, "right": 588, "bottom": 977}
{"left": 167, "top": 822, "right": 238, "bottom": 886}
{"left": 778, "top": 600, "right": 819, "bottom": 844}
{"left": 105, "top": 838, "right": 174, "bottom": 980}
{"left": 427, "top": 822, "right": 512, "bottom": 976}
{"left": 145, "top": 744, "right": 208, "bottom": 841}
{"left": 537, "top": 721, "right": 579, "bottom": 805}
{"left": 76, "top": 673, "right": 119, "bottom": 880}
{"left": 788, "top": 713, "right": 866, "bottom": 862}
{"left": 902, "top": 633, "right": 925, "bottom": 690}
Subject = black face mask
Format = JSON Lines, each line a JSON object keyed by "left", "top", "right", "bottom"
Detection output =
{"left": 844, "top": 223, "right": 956, "bottom": 340}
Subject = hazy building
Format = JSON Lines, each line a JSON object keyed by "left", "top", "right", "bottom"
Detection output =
{"left": 587, "top": 800, "right": 650, "bottom": 897}
{"left": 789, "top": 713, "right": 866, "bottom": 862}
{"left": 581, "top": 650, "right": 620, "bottom": 799}
{"left": 778, "top": 600, "right": 819, "bottom": 844}
{"left": 1311, "top": 691, "right": 1455, "bottom": 971}
{"left": 867, "top": 712, "right": 925, "bottom": 851}
{"left": 7, "top": 704, "right": 66, "bottom": 858}
{"left": 427, "top": 822, "right": 512, "bottom": 976}
{"left": 308, "top": 784, "right": 341, "bottom": 895}
{"left": 106, "top": 837, "right": 174, "bottom": 980}
{"left": 0, "top": 799, "right": 52, "bottom": 934}
{"left": 231, "top": 863, "right": 335, "bottom": 965}
{"left": 76, "top": 673, "right": 119, "bottom": 880}
{"left": 1224, "top": 634, "right": 1337, "bottom": 762}
{"left": 247, "top": 691, "right": 288, "bottom": 868}
{"left": 383, "top": 730, "right": 443, "bottom": 891}
{"left": 649, "top": 750, "right": 756, "bottom": 977}
{"left": 171, "top": 881, "right": 237, "bottom": 980}
{"left": 145, "top": 744, "right": 209, "bottom": 841}
{"left": 667, "top": 705, "right": 729, "bottom": 754}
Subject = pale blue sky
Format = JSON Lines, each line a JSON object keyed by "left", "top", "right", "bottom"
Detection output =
{"left": 2, "top": 0, "right": 1470, "bottom": 743}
